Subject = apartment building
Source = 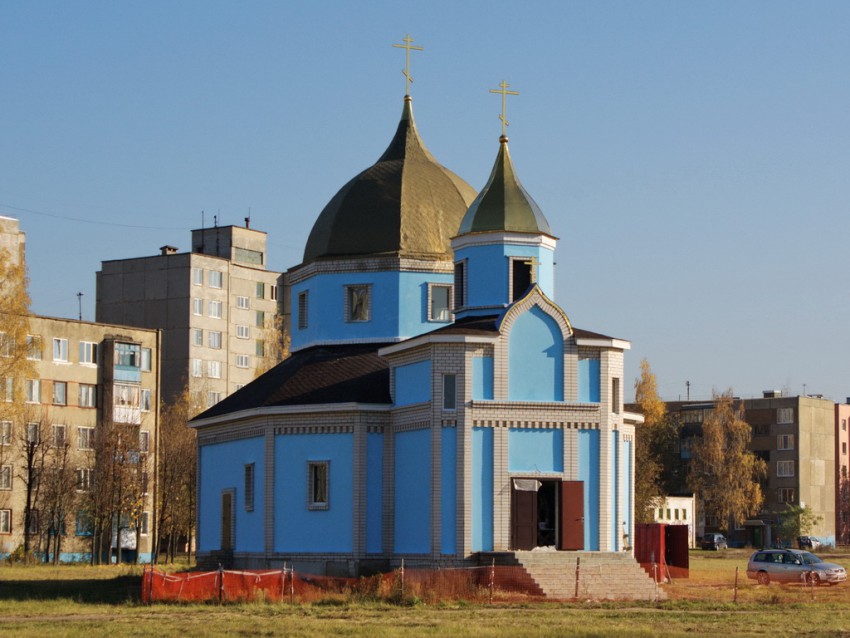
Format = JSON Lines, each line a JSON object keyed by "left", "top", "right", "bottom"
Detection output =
{"left": 836, "top": 401, "right": 849, "bottom": 544}
{"left": 0, "top": 315, "right": 159, "bottom": 562}
{"left": 96, "top": 224, "right": 285, "bottom": 407}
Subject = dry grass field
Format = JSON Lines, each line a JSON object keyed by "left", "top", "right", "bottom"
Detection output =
{"left": 0, "top": 550, "right": 848, "bottom": 637}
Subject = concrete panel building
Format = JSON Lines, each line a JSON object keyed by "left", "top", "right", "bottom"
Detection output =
{"left": 96, "top": 224, "right": 285, "bottom": 407}
{"left": 836, "top": 401, "right": 849, "bottom": 544}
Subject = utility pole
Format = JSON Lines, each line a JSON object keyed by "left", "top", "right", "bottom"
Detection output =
{"left": 686, "top": 380, "right": 690, "bottom": 401}
{"left": 77, "top": 292, "right": 84, "bottom": 321}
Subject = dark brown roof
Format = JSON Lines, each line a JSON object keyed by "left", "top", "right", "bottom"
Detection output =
{"left": 193, "top": 343, "right": 392, "bottom": 421}
{"left": 427, "top": 315, "right": 618, "bottom": 341}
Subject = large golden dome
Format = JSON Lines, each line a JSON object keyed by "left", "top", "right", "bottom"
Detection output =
{"left": 303, "top": 97, "right": 477, "bottom": 263}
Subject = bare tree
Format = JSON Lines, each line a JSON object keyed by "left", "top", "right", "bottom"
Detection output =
{"left": 16, "top": 409, "right": 50, "bottom": 557}
{"left": 40, "top": 421, "right": 76, "bottom": 564}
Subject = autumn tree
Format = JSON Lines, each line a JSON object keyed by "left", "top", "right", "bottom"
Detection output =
{"left": 255, "top": 314, "right": 289, "bottom": 377}
{"left": 775, "top": 504, "right": 822, "bottom": 546}
{"left": 688, "top": 391, "right": 766, "bottom": 533}
{"left": 837, "top": 466, "right": 849, "bottom": 545}
{"left": 633, "top": 359, "right": 666, "bottom": 522}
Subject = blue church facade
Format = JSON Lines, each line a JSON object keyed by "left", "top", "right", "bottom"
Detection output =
{"left": 191, "top": 93, "right": 643, "bottom": 574}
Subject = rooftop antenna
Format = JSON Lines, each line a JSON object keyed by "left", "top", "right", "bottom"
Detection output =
{"left": 76, "top": 292, "right": 83, "bottom": 321}
{"left": 686, "top": 380, "right": 690, "bottom": 401}
{"left": 245, "top": 207, "right": 251, "bottom": 229}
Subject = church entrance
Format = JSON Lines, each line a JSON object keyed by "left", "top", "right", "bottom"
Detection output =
{"left": 510, "top": 479, "right": 584, "bottom": 551}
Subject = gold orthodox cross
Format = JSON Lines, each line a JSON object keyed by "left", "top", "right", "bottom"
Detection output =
{"left": 523, "top": 256, "right": 540, "bottom": 283}
{"left": 489, "top": 80, "right": 519, "bottom": 136}
{"left": 393, "top": 34, "right": 424, "bottom": 96}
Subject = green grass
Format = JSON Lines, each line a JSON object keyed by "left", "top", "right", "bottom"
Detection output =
{"left": 1, "top": 552, "right": 849, "bottom": 636}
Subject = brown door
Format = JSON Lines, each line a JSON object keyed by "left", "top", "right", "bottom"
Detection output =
{"left": 559, "top": 481, "right": 584, "bottom": 550}
{"left": 221, "top": 492, "right": 233, "bottom": 551}
{"left": 511, "top": 484, "right": 537, "bottom": 550}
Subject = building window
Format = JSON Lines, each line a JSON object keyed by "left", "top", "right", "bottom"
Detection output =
{"left": 255, "top": 310, "right": 265, "bottom": 328}
{"left": 453, "top": 261, "right": 466, "bottom": 310}
{"left": 79, "top": 383, "right": 97, "bottom": 408}
{"left": 256, "top": 282, "right": 264, "bottom": 299}
{"left": 193, "top": 329, "right": 203, "bottom": 346}
{"left": 79, "top": 341, "right": 98, "bottom": 365}
{"left": 0, "top": 465, "right": 11, "bottom": 490}
{"left": 26, "top": 422, "right": 40, "bottom": 445}
{"left": 777, "top": 434, "right": 794, "bottom": 450}
{"left": 777, "top": 460, "right": 795, "bottom": 477}
{"left": 140, "top": 430, "right": 150, "bottom": 453}
{"left": 443, "top": 374, "right": 457, "bottom": 411}
{"left": 53, "top": 338, "right": 68, "bottom": 362}
{"left": 612, "top": 378, "right": 621, "bottom": 414}
{"left": 209, "top": 270, "right": 223, "bottom": 288}
{"left": 843, "top": 418, "right": 847, "bottom": 431}
{"left": 843, "top": 442, "right": 847, "bottom": 455}
{"left": 255, "top": 340, "right": 265, "bottom": 357}
{"left": 510, "top": 256, "right": 534, "bottom": 302}
{"left": 428, "top": 284, "right": 452, "bottom": 322}
{"left": 141, "top": 388, "right": 152, "bottom": 412}
{"left": 236, "top": 296, "right": 250, "bottom": 309}
{"left": 236, "top": 325, "right": 250, "bottom": 339}
{"left": 236, "top": 355, "right": 249, "bottom": 369}
{"left": 192, "top": 267, "right": 204, "bottom": 286}
{"left": 0, "top": 421, "right": 10, "bottom": 445}
{"left": 270, "top": 285, "right": 278, "bottom": 301}
{"left": 244, "top": 463, "right": 255, "bottom": 512}
{"left": 26, "top": 378, "right": 42, "bottom": 403}
{"left": 140, "top": 511, "right": 150, "bottom": 536}
{"left": 345, "top": 285, "right": 371, "bottom": 322}
{"left": 76, "top": 468, "right": 94, "bottom": 491}
{"left": 192, "top": 359, "right": 203, "bottom": 377}
{"left": 0, "top": 510, "right": 10, "bottom": 534}
{"left": 208, "top": 360, "right": 221, "bottom": 379}
{"left": 141, "top": 348, "right": 152, "bottom": 372}
{"left": 208, "top": 331, "right": 222, "bottom": 349}
{"left": 115, "top": 343, "right": 140, "bottom": 367}
{"left": 78, "top": 427, "right": 94, "bottom": 450}
{"left": 777, "top": 487, "right": 796, "bottom": 504}
{"left": 2, "top": 378, "right": 11, "bottom": 402}
{"left": 777, "top": 407, "right": 793, "bottom": 424}
{"left": 52, "top": 425, "right": 66, "bottom": 448}
{"left": 192, "top": 298, "right": 203, "bottom": 316}
{"left": 75, "top": 510, "right": 92, "bottom": 536}
{"left": 297, "top": 291, "right": 308, "bottom": 330}
{"left": 26, "top": 335, "right": 42, "bottom": 360}
{"left": 207, "top": 391, "right": 222, "bottom": 407}
{"left": 52, "top": 381, "right": 67, "bottom": 405}
{"left": 307, "top": 461, "right": 329, "bottom": 510}
{"left": 209, "top": 300, "right": 223, "bottom": 319}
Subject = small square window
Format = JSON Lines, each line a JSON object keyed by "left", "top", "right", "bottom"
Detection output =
{"left": 209, "top": 271, "right": 223, "bottom": 289}
{"left": 207, "top": 391, "right": 222, "bottom": 407}
{"left": 307, "top": 461, "right": 329, "bottom": 510}
{"left": 428, "top": 284, "right": 452, "bottom": 322}
{"left": 237, "top": 295, "right": 250, "bottom": 310}
{"left": 26, "top": 422, "right": 40, "bottom": 445}
{"left": 53, "top": 425, "right": 66, "bottom": 448}
{"left": 78, "top": 427, "right": 94, "bottom": 450}
{"left": 345, "top": 285, "right": 371, "bottom": 322}
{"left": 192, "top": 298, "right": 204, "bottom": 316}
{"left": 777, "top": 434, "right": 794, "bottom": 450}
{"left": 193, "top": 329, "right": 203, "bottom": 346}
{"left": 191, "top": 359, "right": 203, "bottom": 377}
{"left": 236, "top": 354, "right": 249, "bottom": 369}
{"left": 208, "top": 360, "right": 221, "bottom": 379}
{"left": 208, "top": 332, "right": 222, "bottom": 349}
{"left": 79, "top": 384, "right": 96, "bottom": 408}
{"left": 26, "top": 335, "right": 42, "bottom": 360}
{"left": 192, "top": 268, "right": 204, "bottom": 286}
{"left": 53, "top": 338, "right": 68, "bottom": 362}
{"left": 777, "top": 460, "right": 795, "bottom": 477}
{"left": 79, "top": 341, "right": 98, "bottom": 365}
{"left": 52, "top": 381, "right": 67, "bottom": 405}
{"left": 209, "top": 300, "right": 223, "bottom": 319}
{"left": 237, "top": 325, "right": 250, "bottom": 339}
{"left": 777, "top": 408, "right": 794, "bottom": 424}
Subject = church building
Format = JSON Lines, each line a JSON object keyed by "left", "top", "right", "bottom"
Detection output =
{"left": 191, "top": 75, "right": 643, "bottom": 574}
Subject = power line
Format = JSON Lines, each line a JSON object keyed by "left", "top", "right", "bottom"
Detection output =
{"left": 0, "top": 202, "right": 188, "bottom": 231}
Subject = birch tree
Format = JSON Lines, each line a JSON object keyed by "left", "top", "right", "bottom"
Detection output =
{"left": 633, "top": 359, "right": 665, "bottom": 522}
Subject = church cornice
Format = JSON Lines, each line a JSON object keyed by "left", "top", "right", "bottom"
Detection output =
{"left": 190, "top": 402, "right": 392, "bottom": 430}
{"left": 378, "top": 333, "right": 498, "bottom": 357}
{"left": 286, "top": 255, "right": 454, "bottom": 285}
{"left": 450, "top": 231, "right": 557, "bottom": 251}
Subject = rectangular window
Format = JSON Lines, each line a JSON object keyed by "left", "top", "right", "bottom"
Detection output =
{"left": 79, "top": 384, "right": 96, "bottom": 408}
{"left": 298, "top": 291, "right": 308, "bottom": 329}
{"left": 244, "top": 463, "right": 255, "bottom": 512}
{"left": 192, "top": 267, "right": 204, "bottom": 286}
{"left": 141, "top": 348, "right": 152, "bottom": 372}
{"left": 0, "top": 332, "right": 12, "bottom": 357}
{"left": 141, "top": 388, "right": 152, "bottom": 412}
{"left": 777, "top": 434, "right": 794, "bottom": 450}
{"left": 236, "top": 354, "right": 249, "bottom": 369}
{"left": 193, "top": 329, "right": 203, "bottom": 346}
{"left": 0, "top": 465, "right": 11, "bottom": 490}
{"left": 443, "top": 374, "right": 457, "bottom": 411}
{"left": 207, "top": 391, "right": 222, "bottom": 407}
{"left": 612, "top": 378, "right": 621, "bottom": 414}
{"left": 207, "top": 360, "right": 221, "bottom": 379}
{"left": 777, "top": 487, "right": 796, "bottom": 504}
{"left": 140, "top": 511, "right": 150, "bottom": 536}
{"left": 255, "top": 340, "right": 265, "bottom": 357}
{"left": 26, "top": 422, "right": 40, "bottom": 445}
{"left": 256, "top": 282, "right": 264, "bottom": 299}
{"left": 255, "top": 310, "right": 265, "bottom": 328}
{"left": 209, "top": 300, "right": 223, "bottom": 319}
{"left": 428, "top": 284, "right": 452, "bottom": 322}
{"left": 236, "top": 325, "right": 250, "bottom": 339}
{"left": 192, "top": 359, "right": 203, "bottom": 378}
{"left": 140, "top": 430, "right": 150, "bottom": 453}
{"left": 453, "top": 261, "right": 466, "bottom": 310}
{"left": 0, "top": 421, "right": 10, "bottom": 445}
{"left": 52, "top": 381, "right": 67, "bottom": 405}
{"left": 777, "top": 460, "right": 795, "bottom": 477}
{"left": 141, "top": 470, "right": 149, "bottom": 495}
{"left": 208, "top": 331, "right": 222, "bottom": 349}
{"left": 52, "top": 425, "right": 66, "bottom": 448}
{"left": 76, "top": 468, "right": 94, "bottom": 491}
{"left": 2, "top": 378, "right": 11, "bottom": 402}
{"left": 26, "top": 335, "right": 42, "bottom": 360}
{"left": 270, "top": 285, "right": 278, "bottom": 301}
{"left": 843, "top": 442, "right": 848, "bottom": 455}
{"left": 192, "top": 298, "right": 203, "bottom": 316}
{"left": 307, "top": 461, "right": 329, "bottom": 510}
{"left": 78, "top": 427, "right": 94, "bottom": 450}
{"left": 53, "top": 338, "right": 68, "bottom": 362}
{"left": 843, "top": 418, "right": 848, "bottom": 432}
{"left": 345, "top": 285, "right": 371, "bottom": 322}
{"left": 682, "top": 509, "right": 687, "bottom": 521}
{"left": 236, "top": 295, "right": 250, "bottom": 309}
{"left": 0, "top": 510, "right": 10, "bottom": 534}
{"left": 209, "top": 270, "right": 223, "bottom": 288}
{"left": 115, "top": 342, "right": 140, "bottom": 367}
{"left": 777, "top": 407, "right": 794, "bottom": 424}
{"left": 75, "top": 510, "right": 92, "bottom": 536}
{"left": 79, "top": 341, "right": 98, "bottom": 365}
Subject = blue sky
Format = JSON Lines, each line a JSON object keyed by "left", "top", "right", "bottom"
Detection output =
{"left": 2, "top": 1, "right": 849, "bottom": 402}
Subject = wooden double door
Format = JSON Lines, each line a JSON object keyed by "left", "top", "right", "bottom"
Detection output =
{"left": 510, "top": 479, "right": 584, "bottom": 551}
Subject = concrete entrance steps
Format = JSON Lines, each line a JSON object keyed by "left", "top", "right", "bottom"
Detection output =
{"left": 481, "top": 551, "right": 666, "bottom": 601}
